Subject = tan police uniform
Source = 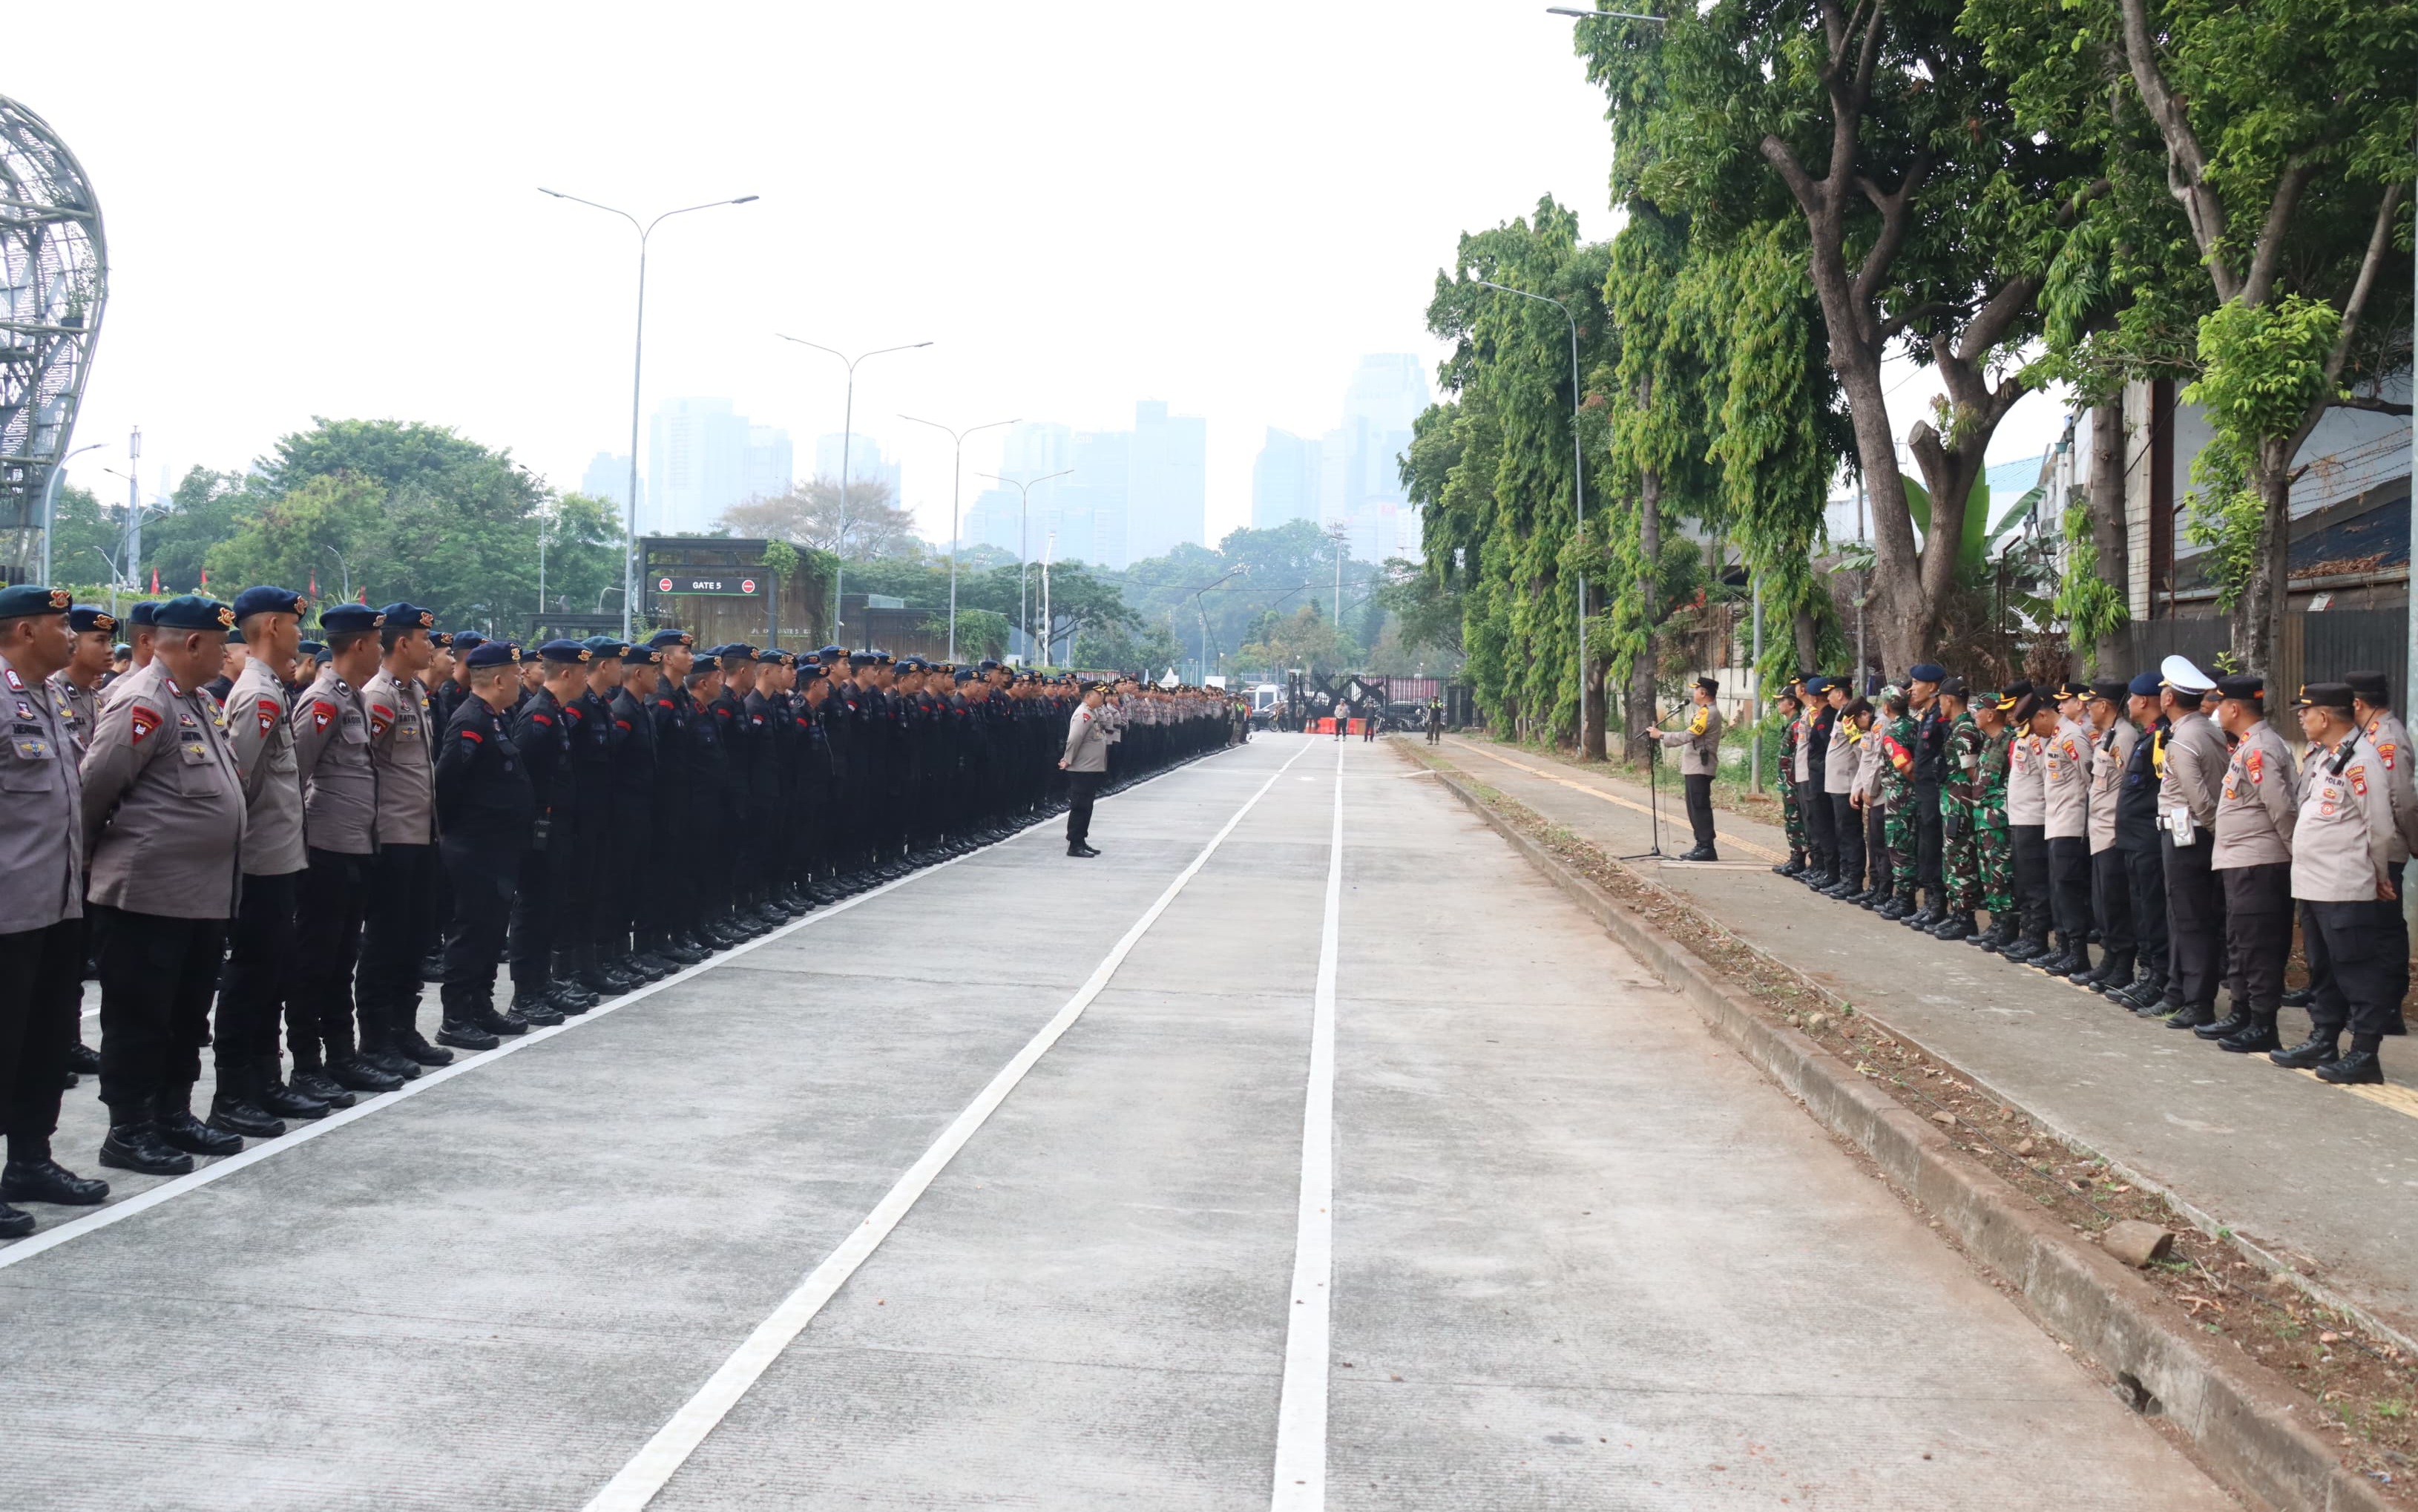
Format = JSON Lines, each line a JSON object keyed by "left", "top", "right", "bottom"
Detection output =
{"left": 2158, "top": 708, "right": 2230, "bottom": 1014}
{"left": 2293, "top": 729, "right": 2398, "bottom": 1051}
{"left": 2210, "top": 718, "right": 2296, "bottom": 1015}
{"left": 214, "top": 657, "right": 311, "bottom": 1112}
{"left": 287, "top": 663, "right": 380, "bottom": 1078}
{"left": 356, "top": 664, "right": 440, "bottom": 1060}
{"left": 0, "top": 642, "right": 88, "bottom": 1171}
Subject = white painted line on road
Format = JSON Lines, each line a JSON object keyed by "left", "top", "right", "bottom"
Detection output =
{"left": 578, "top": 737, "right": 1320, "bottom": 1512}
{"left": 0, "top": 750, "right": 1245, "bottom": 1272}
{"left": 1269, "top": 740, "right": 1345, "bottom": 1511}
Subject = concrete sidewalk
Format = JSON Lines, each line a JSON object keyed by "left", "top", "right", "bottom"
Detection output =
{"left": 1426, "top": 733, "right": 2418, "bottom": 1340}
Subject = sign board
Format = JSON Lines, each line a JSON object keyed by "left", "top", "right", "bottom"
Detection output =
{"left": 655, "top": 572, "right": 763, "bottom": 596}
{"left": 865, "top": 593, "right": 906, "bottom": 609}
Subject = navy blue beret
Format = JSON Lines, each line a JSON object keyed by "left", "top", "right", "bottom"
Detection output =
{"left": 647, "top": 628, "right": 693, "bottom": 651}
{"left": 320, "top": 603, "right": 383, "bottom": 634}
{"left": 464, "top": 641, "right": 519, "bottom": 668}
{"left": 68, "top": 604, "right": 116, "bottom": 634}
{"left": 231, "top": 585, "right": 306, "bottom": 621}
{"left": 381, "top": 602, "right": 435, "bottom": 632}
{"left": 755, "top": 647, "right": 787, "bottom": 665}
{"left": 153, "top": 594, "right": 235, "bottom": 632}
{"left": 226, "top": 627, "right": 246, "bottom": 645}
{"left": 0, "top": 585, "right": 72, "bottom": 618}
{"left": 818, "top": 644, "right": 845, "bottom": 659}
{"left": 1801, "top": 675, "right": 1829, "bottom": 694}
{"left": 954, "top": 668, "right": 976, "bottom": 683}
{"left": 298, "top": 640, "right": 327, "bottom": 657}
{"left": 451, "top": 632, "right": 487, "bottom": 653}
{"left": 622, "top": 644, "right": 659, "bottom": 665}
{"left": 536, "top": 639, "right": 591, "bottom": 664}
{"left": 125, "top": 600, "right": 161, "bottom": 627}
{"left": 1908, "top": 662, "right": 1946, "bottom": 683}
{"left": 797, "top": 662, "right": 827, "bottom": 680}
{"left": 2126, "top": 671, "right": 2160, "bottom": 698}
{"left": 580, "top": 635, "right": 628, "bottom": 660}
{"left": 849, "top": 652, "right": 875, "bottom": 668}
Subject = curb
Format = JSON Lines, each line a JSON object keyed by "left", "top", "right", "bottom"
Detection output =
{"left": 1434, "top": 764, "right": 2393, "bottom": 1512}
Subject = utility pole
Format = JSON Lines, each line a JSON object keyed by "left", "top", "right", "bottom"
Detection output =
{"left": 123, "top": 426, "right": 141, "bottom": 590}
{"left": 902, "top": 413, "right": 1017, "bottom": 660}
{"left": 1750, "top": 573, "right": 1763, "bottom": 795}
{"left": 776, "top": 337, "right": 932, "bottom": 643}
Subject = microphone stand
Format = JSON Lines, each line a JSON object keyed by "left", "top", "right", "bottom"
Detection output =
{"left": 1620, "top": 705, "right": 1676, "bottom": 861}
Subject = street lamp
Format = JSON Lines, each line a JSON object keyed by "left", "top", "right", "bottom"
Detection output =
{"left": 1545, "top": 6, "right": 1666, "bottom": 19}
{"left": 979, "top": 468, "right": 1074, "bottom": 663}
{"left": 1469, "top": 275, "right": 1597, "bottom": 759}
{"left": 776, "top": 337, "right": 932, "bottom": 644}
{"left": 38, "top": 441, "right": 104, "bottom": 585}
{"left": 539, "top": 186, "right": 759, "bottom": 641}
{"left": 325, "top": 545, "right": 352, "bottom": 604}
{"left": 901, "top": 412, "right": 1016, "bottom": 660}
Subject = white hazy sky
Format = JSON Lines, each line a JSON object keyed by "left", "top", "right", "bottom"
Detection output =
{"left": 33, "top": 0, "right": 2062, "bottom": 548}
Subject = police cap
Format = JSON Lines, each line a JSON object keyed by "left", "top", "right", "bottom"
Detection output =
{"left": 623, "top": 644, "right": 660, "bottom": 665}
{"left": 298, "top": 640, "right": 327, "bottom": 658}
{"left": 230, "top": 585, "right": 306, "bottom": 622}
{"left": 536, "top": 639, "right": 592, "bottom": 664}
{"left": 320, "top": 603, "right": 383, "bottom": 634}
{"left": 2126, "top": 671, "right": 2162, "bottom": 698}
{"left": 2088, "top": 678, "right": 2129, "bottom": 705}
{"left": 464, "top": 641, "right": 519, "bottom": 668}
{"left": 2346, "top": 669, "right": 2393, "bottom": 705}
{"left": 647, "top": 629, "right": 694, "bottom": 651}
{"left": 1908, "top": 662, "right": 1946, "bottom": 684}
{"left": 2293, "top": 681, "right": 2356, "bottom": 712}
{"left": 67, "top": 605, "right": 116, "bottom": 634}
{"left": 2214, "top": 674, "right": 2264, "bottom": 703}
{"left": 381, "top": 602, "right": 436, "bottom": 632}
{"left": 0, "top": 585, "right": 71, "bottom": 618}
{"left": 125, "top": 600, "right": 161, "bottom": 628}
{"left": 451, "top": 632, "right": 487, "bottom": 654}
{"left": 582, "top": 635, "right": 628, "bottom": 659}
{"left": 154, "top": 594, "right": 236, "bottom": 632}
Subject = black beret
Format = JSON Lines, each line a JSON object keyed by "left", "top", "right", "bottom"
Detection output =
{"left": 225, "top": 627, "right": 246, "bottom": 645}
{"left": 153, "top": 594, "right": 235, "bottom": 632}
{"left": 648, "top": 629, "right": 694, "bottom": 651}
{"left": 1908, "top": 662, "right": 1946, "bottom": 683}
{"left": 451, "top": 632, "right": 487, "bottom": 653}
{"left": 231, "top": 585, "right": 306, "bottom": 621}
{"left": 622, "top": 644, "right": 660, "bottom": 665}
{"left": 536, "top": 639, "right": 591, "bottom": 664}
{"left": 381, "top": 602, "right": 436, "bottom": 631}
{"left": 298, "top": 640, "right": 327, "bottom": 657}
{"left": 126, "top": 600, "right": 161, "bottom": 627}
{"left": 320, "top": 603, "right": 384, "bottom": 634}
{"left": 68, "top": 605, "right": 116, "bottom": 634}
{"left": 464, "top": 641, "right": 519, "bottom": 668}
{"left": 0, "top": 585, "right": 72, "bottom": 617}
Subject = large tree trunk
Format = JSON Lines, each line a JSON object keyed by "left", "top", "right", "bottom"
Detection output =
{"left": 2233, "top": 442, "right": 2293, "bottom": 679}
{"left": 2089, "top": 397, "right": 2129, "bottom": 669}
{"left": 1794, "top": 608, "right": 1819, "bottom": 677}
{"left": 1625, "top": 465, "right": 1662, "bottom": 763}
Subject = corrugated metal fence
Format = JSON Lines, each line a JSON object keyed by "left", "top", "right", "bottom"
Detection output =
{"left": 2120, "top": 608, "right": 2406, "bottom": 693}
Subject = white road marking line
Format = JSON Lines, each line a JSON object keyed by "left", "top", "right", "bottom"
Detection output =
{"left": 578, "top": 737, "right": 1319, "bottom": 1512}
{"left": 1, "top": 752, "right": 1243, "bottom": 1271}
{"left": 1269, "top": 740, "right": 1345, "bottom": 1511}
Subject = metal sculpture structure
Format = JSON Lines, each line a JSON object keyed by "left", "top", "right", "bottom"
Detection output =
{"left": 0, "top": 95, "right": 106, "bottom": 583}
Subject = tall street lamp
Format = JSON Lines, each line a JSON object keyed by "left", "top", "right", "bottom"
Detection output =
{"left": 1470, "top": 275, "right": 1597, "bottom": 759}
{"left": 901, "top": 412, "right": 1017, "bottom": 660}
{"left": 777, "top": 337, "right": 931, "bottom": 645}
{"left": 39, "top": 441, "right": 104, "bottom": 585}
{"left": 539, "top": 187, "right": 759, "bottom": 640}
{"left": 979, "top": 468, "right": 1074, "bottom": 663}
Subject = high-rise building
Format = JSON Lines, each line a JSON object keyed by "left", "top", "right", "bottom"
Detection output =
{"left": 1126, "top": 399, "right": 1206, "bottom": 563}
{"left": 646, "top": 398, "right": 753, "bottom": 535}
{"left": 1065, "top": 428, "right": 1131, "bottom": 568}
{"left": 1321, "top": 355, "right": 1430, "bottom": 561}
{"left": 743, "top": 425, "right": 792, "bottom": 504}
{"left": 1252, "top": 428, "right": 1322, "bottom": 529}
{"left": 815, "top": 433, "right": 901, "bottom": 503}
{"left": 580, "top": 452, "right": 642, "bottom": 516}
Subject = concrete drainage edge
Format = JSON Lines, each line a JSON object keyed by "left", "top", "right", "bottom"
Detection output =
{"left": 1436, "top": 766, "right": 2390, "bottom": 1512}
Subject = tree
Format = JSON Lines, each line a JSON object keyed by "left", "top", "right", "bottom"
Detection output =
{"left": 1238, "top": 604, "right": 1353, "bottom": 677}
{"left": 721, "top": 477, "right": 926, "bottom": 562}
{"left": 1372, "top": 555, "right": 1466, "bottom": 670}
{"left": 1074, "top": 618, "right": 1182, "bottom": 676}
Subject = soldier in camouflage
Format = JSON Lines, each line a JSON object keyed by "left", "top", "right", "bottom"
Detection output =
{"left": 1874, "top": 688, "right": 1919, "bottom": 915}
{"left": 1968, "top": 690, "right": 2020, "bottom": 953}
{"left": 1933, "top": 681, "right": 1982, "bottom": 940}
{"left": 1773, "top": 686, "right": 1807, "bottom": 876}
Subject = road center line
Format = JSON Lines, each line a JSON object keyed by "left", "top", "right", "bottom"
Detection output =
{"left": 1269, "top": 740, "right": 1345, "bottom": 1511}
{"left": 578, "top": 736, "right": 1319, "bottom": 1512}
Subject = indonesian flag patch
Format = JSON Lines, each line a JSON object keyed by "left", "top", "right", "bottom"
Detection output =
{"left": 129, "top": 706, "right": 158, "bottom": 743}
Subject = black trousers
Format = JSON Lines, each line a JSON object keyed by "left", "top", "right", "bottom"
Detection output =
{"left": 2122, "top": 842, "right": 2169, "bottom": 985}
{"left": 2011, "top": 825, "right": 2051, "bottom": 939}
{"left": 216, "top": 870, "right": 299, "bottom": 1076}
{"left": 2089, "top": 847, "right": 2137, "bottom": 970}
{"left": 358, "top": 842, "right": 436, "bottom": 1049}
{"left": 1915, "top": 781, "right": 1944, "bottom": 892}
{"left": 2388, "top": 859, "right": 2410, "bottom": 1027}
{"left": 510, "top": 843, "right": 555, "bottom": 992}
{"left": 2302, "top": 898, "right": 2397, "bottom": 1045}
{"left": 2047, "top": 835, "right": 2092, "bottom": 946}
{"left": 93, "top": 906, "right": 226, "bottom": 1121}
{"left": 292, "top": 847, "right": 371, "bottom": 1067}
{"left": 1683, "top": 774, "right": 1715, "bottom": 852}
{"left": 2219, "top": 863, "right": 2293, "bottom": 1013}
{"left": 1066, "top": 769, "right": 1104, "bottom": 847}
{"left": 1828, "top": 792, "right": 1862, "bottom": 887}
{"left": 440, "top": 835, "right": 521, "bottom": 1019}
{"left": 0, "top": 918, "right": 82, "bottom": 1163}
{"left": 1801, "top": 778, "right": 1835, "bottom": 873}
{"left": 2162, "top": 835, "right": 2224, "bottom": 1011}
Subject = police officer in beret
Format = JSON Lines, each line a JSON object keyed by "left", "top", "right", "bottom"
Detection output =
{"left": 608, "top": 642, "right": 672, "bottom": 980}
{"left": 211, "top": 586, "right": 326, "bottom": 1137}
{"left": 433, "top": 641, "right": 537, "bottom": 1048}
{"left": 45, "top": 604, "right": 115, "bottom": 759}
{"left": 2346, "top": 670, "right": 2417, "bottom": 1033}
{"left": 291, "top": 640, "right": 325, "bottom": 696}
{"left": 79, "top": 594, "right": 251, "bottom": 1175}
{"left": 358, "top": 603, "right": 448, "bottom": 1079}
{"left": 112, "top": 601, "right": 161, "bottom": 694}
{"left": 509, "top": 640, "right": 595, "bottom": 1019}
{"left": 0, "top": 585, "right": 111, "bottom": 1232}
{"left": 2280, "top": 683, "right": 2396, "bottom": 1082}
{"left": 287, "top": 604, "right": 393, "bottom": 1100}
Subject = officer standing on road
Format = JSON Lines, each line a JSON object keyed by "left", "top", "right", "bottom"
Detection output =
{"left": 358, "top": 603, "right": 447, "bottom": 1079}
{"left": 1660, "top": 676, "right": 1724, "bottom": 862}
{"left": 45, "top": 603, "right": 115, "bottom": 1076}
{"left": 0, "top": 585, "right": 111, "bottom": 1234}
{"left": 79, "top": 594, "right": 250, "bottom": 1176}
{"left": 287, "top": 605, "right": 393, "bottom": 1100}
{"left": 2347, "top": 670, "right": 2417, "bottom": 1034}
{"left": 1060, "top": 680, "right": 1110, "bottom": 857}
{"left": 2158, "top": 658, "right": 2228, "bottom": 1027}
{"left": 2112, "top": 673, "right": 2173, "bottom": 1009}
{"left": 2035, "top": 686, "right": 2094, "bottom": 976}
{"left": 433, "top": 641, "right": 536, "bottom": 1050}
{"left": 211, "top": 586, "right": 326, "bottom": 1138}
{"left": 2204, "top": 674, "right": 2296, "bottom": 1049}
{"left": 1965, "top": 689, "right": 2020, "bottom": 953}
{"left": 1999, "top": 682, "right": 2051, "bottom": 962}
{"left": 2080, "top": 679, "right": 2138, "bottom": 993}
{"left": 2279, "top": 683, "right": 2397, "bottom": 1083}
{"left": 1905, "top": 663, "right": 1950, "bottom": 925}
{"left": 506, "top": 640, "right": 592, "bottom": 1020}
{"left": 1799, "top": 676, "right": 1838, "bottom": 887}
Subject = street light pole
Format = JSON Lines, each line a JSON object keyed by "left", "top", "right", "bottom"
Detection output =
{"left": 901, "top": 412, "right": 1017, "bottom": 660}
{"left": 776, "top": 338, "right": 932, "bottom": 645}
{"left": 39, "top": 441, "right": 104, "bottom": 585}
{"left": 539, "top": 187, "right": 758, "bottom": 641}
{"left": 980, "top": 468, "right": 1074, "bottom": 663}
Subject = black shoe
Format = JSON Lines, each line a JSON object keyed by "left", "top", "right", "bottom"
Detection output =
{"left": 1775, "top": 855, "right": 1805, "bottom": 876}
{"left": 1999, "top": 936, "right": 2042, "bottom": 962}
{"left": 327, "top": 1056, "right": 404, "bottom": 1094}
{"left": 659, "top": 941, "right": 704, "bottom": 967}
{"left": 99, "top": 1123, "right": 193, "bottom": 1177}
{"left": 2166, "top": 1003, "right": 2216, "bottom": 1031}
{"left": 1875, "top": 895, "right": 1908, "bottom": 920}
{"left": 1906, "top": 906, "right": 1942, "bottom": 929}
{"left": 2064, "top": 955, "right": 2101, "bottom": 982}
{"left": 0, "top": 1201, "right": 33, "bottom": 1237}
{"left": 631, "top": 953, "right": 677, "bottom": 979}
{"left": 1067, "top": 844, "right": 1095, "bottom": 858}
{"left": 1931, "top": 913, "right": 1976, "bottom": 942}
{"left": 156, "top": 1108, "right": 244, "bottom": 1157}
{"left": 291, "top": 1069, "right": 357, "bottom": 1108}
{"left": 206, "top": 1096, "right": 286, "bottom": 1140}
{"left": 2118, "top": 977, "right": 2166, "bottom": 1010}
{"left": 474, "top": 1009, "right": 528, "bottom": 1039}
{"left": 1801, "top": 871, "right": 1836, "bottom": 890}
{"left": 258, "top": 1078, "right": 332, "bottom": 1120}
{"left": 2218, "top": 1018, "right": 2282, "bottom": 1054}
{"left": 361, "top": 1048, "right": 423, "bottom": 1081}
{"left": 2280, "top": 987, "right": 2313, "bottom": 1009}
{"left": 508, "top": 994, "right": 565, "bottom": 1028}
{"left": 390, "top": 1031, "right": 454, "bottom": 1068}
{"left": 544, "top": 984, "right": 595, "bottom": 1017}
{"left": 2271, "top": 1032, "right": 2343, "bottom": 1069}
{"left": 2095, "top": 971, "right": 2137, "bottom": 999}
{"left": 1, "top": 1158, "right": 108, "bottom": 1206}
{"left": 436, "top": 1019, "right": 502, "bottom": 1051}
{"left": 65, "top": 1042, "right": 100, "bottom": 1075}
{"left": 2316, "top": 1050, "right": 2385, "bottom": 1085}
{"left": 2195, "top": 1011, "right": 2254, "bottom": 1041}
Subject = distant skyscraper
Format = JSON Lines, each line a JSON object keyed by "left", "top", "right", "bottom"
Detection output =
{"left": 815, "top": 433, "right": 901, "bottom": 502}
{"left": 580, "top": 452, "right": 641, "bottom": 516}
{"left": 1065, "top": 428, "right": 1131, "bottom": 567}
{"left": 646, "top": 398, "right": 755, "bottom": 535}
{"left": 1321, "top": 355, "right": 1430, "bottom": 561}
{"left": 1126, "top": 399, "right": 1206, "bottom": 563}
{"left": 742, "top": 425, "right": 792, "bottom": 504}
{"left": 1252, "top": 428, "right": 1322, "bottom": 529}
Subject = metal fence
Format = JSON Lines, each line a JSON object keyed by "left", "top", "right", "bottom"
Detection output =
{"left": 2120, "top": 608, "right": 2406, "bottom": 694}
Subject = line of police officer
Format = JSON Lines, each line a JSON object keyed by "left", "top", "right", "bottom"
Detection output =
{"left": 1770, "top": 657, "right": 2409, "bottom": 1089}
{"left": 0, "top": 582, "right": 1229, "bottom": 1237}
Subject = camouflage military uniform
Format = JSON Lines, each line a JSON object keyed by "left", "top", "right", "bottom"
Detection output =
{"left": 1942, "top": 710, "right": 1985, "bottom": 913}
{"left": 1778, "top": 711, "right": 1807, "bottom": 858}
{"left": 1976, "top": 722, "right": 2015, "bottom": 916}
{"left": 1879, "top": 711, "right": 1920, "bottom": 891}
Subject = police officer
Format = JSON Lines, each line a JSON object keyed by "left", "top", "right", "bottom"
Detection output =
{"left": 358, "top": 602, "right": 447, "bottom": 1079}
{"left": 1060, "top": 680, "right": 1111, "bottom": 856}
{"left": 79, "top": 594, "right": 251, "bottom": 1175}
{"left": 2079, "top": 679, "right": 2138, "bottom": 992}
{"left": 45, "top": 603, "right": 115, "bottom": 1076}
{"left": 112, "top": 600, "right": 161, "bottom": 692}
{"left": 2158, "top": 658, "right": 2229, "bottom": 1026}
{"left": 572, "top": 637, "right": 638, "bottom": 989}
{"left": 211, "top": 586, "right": 325, "bottom": 1137}
{"left": 2203, "top": 674, "right": 2296, "bottom": 1047}
{"left": 2034, "top": 686, "right": 2092, "bottom": 976}
{"left": 287, "top": 605, "right": 394, "bottom": 1099}
{"left": 1799, "top": 676, "right": 1839, "bottom": 887}
{"left": 1905, "top": 662, "right": 1951, "bottom": 926}
{"left": 1655, "top": 677, "right": 1723, "bottom": 861}
{"left": 0, "top": 585, "right": 109, "bottom": 1233}
{"left": 2112, "top": 673, "right": 2173, "bottom": 1008}
{"left": 2279, "top": 683, "right": 2396, "bottom": 1083}
{"left": 611, "top": 642, "right": 674, "bottom": 976}
{"left": 1821, "top": 680, "right": 1864, "bottom": 892}
{"left": 433, "top": 641, "right": 536, "bottom": 1049}
{"left": 2000, "top": 682, "right": 2051, "bottom": 962}
{"left": 507, "top": 640, "right": 593, "bottom": 1019}
{"left": 643, "top": 629, "right": 705, "bottom": 962}
{"left": 2347, "top": 670, "right": 2417, "bottom": 1034}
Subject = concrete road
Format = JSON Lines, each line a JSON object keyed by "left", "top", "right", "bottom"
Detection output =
{"left": 0, "top": 734, "right": 2225, "bottom": 1511}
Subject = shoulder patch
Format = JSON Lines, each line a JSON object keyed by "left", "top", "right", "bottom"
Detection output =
{"left": 531, "top": 712, "right": 553, "bottom": 727}
{"left": 128, "top": 706, "right": 158, "bottom": 743}
{"left": 459, "top": 728, "right": 483, "bottom": 745}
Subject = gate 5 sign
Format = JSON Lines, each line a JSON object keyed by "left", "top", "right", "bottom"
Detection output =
{"left": 654, "top": 573, "right": 763, "bottom": 596}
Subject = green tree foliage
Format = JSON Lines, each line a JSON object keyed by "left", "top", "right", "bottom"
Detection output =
{"left": 1236, "top": 603, "right": 1353, "bottom": 678}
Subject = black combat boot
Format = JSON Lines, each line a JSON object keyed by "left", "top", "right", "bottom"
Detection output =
{"left": 99, "top": 1101, "right": 194, "bottom": 1177}
{"left": 1931, "top": 912, "right": 1976, "bottom": 942}
{"left": 256, "top": 1057, "right": 332, "bottom": 1121}
{"left": 2316, "top": 1042, "right": 2385, "bottom": 1084}
{"left": 2195, "top": 1000, "right": 2256, "bottom": 1040}
{"left": 1775, "top": 851, "right": 1806, "bottom": 877}
{"left": 206, "top": 1065, "right": 287, "bottom": 1140}
{"left": 157, "top": 1088, "right": 246, "bottom": 1156}
{"left": 0, "top": 1157, "right": 108, "bottom": 1206}
{"left": 2216, "top": 1012, "right": 2281, "bottom": 1054}
{"left": 2270, "top": 1028, "right": 2342, "bottom": 1069}
{"left": 2165, "top": 1000, "right": 2218, "bottom": 1031}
